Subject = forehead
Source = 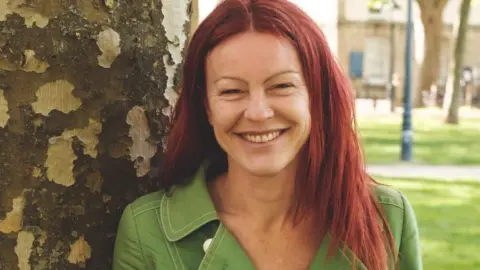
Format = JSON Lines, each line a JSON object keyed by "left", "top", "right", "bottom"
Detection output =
{"left": 205, "top": 31, "right": 301, "bottom": 78}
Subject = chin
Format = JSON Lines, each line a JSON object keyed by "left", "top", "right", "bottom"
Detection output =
{"left": 242, "top": 160, "right": 290, "bottom": 177}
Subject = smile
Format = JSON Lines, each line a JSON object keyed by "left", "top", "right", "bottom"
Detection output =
{"left": 238, "top": 129, "right": 288, "bottom": 143}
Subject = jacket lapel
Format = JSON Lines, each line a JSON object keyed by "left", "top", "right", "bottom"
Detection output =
{"left": 198, "top": 224, "right": 256, "bottom": 270}
{"left": 160, "top": 162, "right": 218, "bottom": 242}
{"left": 309, "top": 234, "right": 366, "bottom": 270}
{"left": 160, "top": 163, "right": 365, "bottom": 270}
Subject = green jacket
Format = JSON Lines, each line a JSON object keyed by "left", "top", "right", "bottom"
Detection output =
{"left": 112, "top": 164, "right": 422, "bottom": 269}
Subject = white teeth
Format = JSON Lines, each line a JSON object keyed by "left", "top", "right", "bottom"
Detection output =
{"left": 242, "top": 131, "right": 281, "bottom": 143}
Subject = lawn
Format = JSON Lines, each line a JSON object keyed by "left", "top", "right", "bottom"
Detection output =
{"left": 357, "top": 109, "right": 480, "bottom": 165}
{"left": 378, "top": 177, "right": 480, "bottom": 270}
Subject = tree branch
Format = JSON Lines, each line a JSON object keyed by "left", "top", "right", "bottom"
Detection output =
{"left": 417, "top": 0, "right": 426, "bottom": 10}
{"left": 437, "top": 0, "right": 450, "bottom": 10}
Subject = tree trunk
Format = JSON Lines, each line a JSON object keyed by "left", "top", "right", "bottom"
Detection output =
{"left": 416, "top": 0, "right": 449, "bottom": 107}
{"left": 444, "top": 0, "right": 472, "bottom": 124}
{"left": 465, "top": 83, "right": 473, "bottom": 106}
{"left": 0, "top": 0, "right": 192, "bottom": 269}
{"left": 190, "top": 0, "right": 200, "bottom": 36}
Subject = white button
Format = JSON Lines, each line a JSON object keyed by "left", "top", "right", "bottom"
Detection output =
{"left": 203, "top": 238, "right": 213, "bottom": 252}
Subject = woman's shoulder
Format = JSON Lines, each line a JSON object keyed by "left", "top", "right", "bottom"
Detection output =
{"left": 373, "top": 184, "right": 416, "bottom": 224}
{"left": 373, "top": 184, "right": 406, "bottom": 210}
{"left": 372, "top": 184, "right": 420, "bottom": 253}
{"left": 127, "top": 189, "right": 166, "bottom": 213}
{"left": 113, "top": 189, "right": 173, "bottom": 270}
{"left": 115, "top": 189, "right": 168, "bottom": 247}
{"left": 372, "top": 185, "right": 423, "bottom": 268}
{"left": 116, "top": 190, "right": 167, "bottom": 241}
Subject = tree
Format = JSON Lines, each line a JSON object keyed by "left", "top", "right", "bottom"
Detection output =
{"left": 443, "top": 0, "right": 473, "bottom": 124}
{"left": 0, "top": 0, "right": 193, "bottom": 269}
{"left": 416, "top": 0, "right": 450, "bottom": 107}
{"left": 368, "top": 0, "right": 448, "bottom": 108}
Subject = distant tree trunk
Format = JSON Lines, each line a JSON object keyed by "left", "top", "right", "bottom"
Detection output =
{"left": 190, "top": 0, "right": 200, "bottom": 35}
{"left": 0, "top": 0, "right": 192, "bottom": 269}
{"left": 444, "top": 0, "right": 472, "bottom": 124}
{"left": 464, "top": 83, "right": 473, "bottom": 106}
{"left": 416, "top": 0, "right": 449, "bottom": 107}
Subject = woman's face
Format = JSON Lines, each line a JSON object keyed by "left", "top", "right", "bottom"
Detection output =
{"left": 205, "top": 31, "right": 311, "bottom": 177}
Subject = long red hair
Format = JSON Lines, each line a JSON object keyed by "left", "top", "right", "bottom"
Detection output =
{"left": 161, "top": 0, "right": 396, "bottom": 269}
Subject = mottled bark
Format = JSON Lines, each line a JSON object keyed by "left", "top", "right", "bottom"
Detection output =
{"left": 0, "top": 0, "right": 192, "bottom": 269}
{"left": 444, "top": 0, "right": 472, "bottom": 124}
{"left": 416, "top": 0, "right": 449, "bottom": 107}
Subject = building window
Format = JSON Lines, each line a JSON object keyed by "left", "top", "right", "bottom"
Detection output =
{"left": 363, "top": 36, "right": 390, "bottom": 86}
{"left": 349, "top": 51, "right": 364, "bottom": 79}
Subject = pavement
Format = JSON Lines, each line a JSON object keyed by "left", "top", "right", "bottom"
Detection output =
{"left": 366, "top": 164, "right": 480, "bottom": 180}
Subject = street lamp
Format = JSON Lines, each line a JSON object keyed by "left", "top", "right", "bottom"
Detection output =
{"left": 401, "top": 0, "right": 413, "bottom": 161}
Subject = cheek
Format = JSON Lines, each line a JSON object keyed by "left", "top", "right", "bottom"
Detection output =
{"left": 209, "top": 102, "right": 241, "bottom": 131}
{"left": 297, "top": 94, "right": 311, "bottom": 121}
{"left": 285, "top": 95, "right": 311, "bottom": 121}
{"left": 287, "top": 96, "right": 311, "bottom": 137}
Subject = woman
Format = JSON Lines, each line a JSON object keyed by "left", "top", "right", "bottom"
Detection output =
{"left": 113, "top": 0, "right": 422, "bottom": 269}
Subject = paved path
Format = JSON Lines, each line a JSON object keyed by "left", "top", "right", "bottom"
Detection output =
{"left": 366, "top": 164, "right": 480, "bottom": 180}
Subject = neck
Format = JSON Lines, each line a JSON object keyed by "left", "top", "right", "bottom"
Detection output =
{"left": 209, "top": 159, "right": 299, "bottom": 232}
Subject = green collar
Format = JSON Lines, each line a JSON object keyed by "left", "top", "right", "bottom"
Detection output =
{"left": 159, "top": 162, "right": 365, "bottom": 269}
{"left": 160, "top": 162, "right": 219, "bottom": 241}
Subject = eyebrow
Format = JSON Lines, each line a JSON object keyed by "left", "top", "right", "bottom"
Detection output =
{"left": 213, "top": 70, "right": 300, "bottom": 84}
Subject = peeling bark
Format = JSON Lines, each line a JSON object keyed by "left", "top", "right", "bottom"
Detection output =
{"left": 0, "top": 0, "right": 192, "bottom": 269}
{"left": 67, "top": 236, "right": 92, "bottom": 267}
{"left": 96, "top": 27, "right": 121, "bottom": 68}
{"left": 31, "top": 80, "right": 82, "bottom": 116}
{"left": 14, "top": 231, "right": 35, "bottom": 270}
{"left": 0, "top": 89, "right": 9, "bottom": 127}
{"left": 0, "top": 195, "right": 26, "bottom": 234}
{"left": 126, "top": 106, "right": 157, "bottom": 177}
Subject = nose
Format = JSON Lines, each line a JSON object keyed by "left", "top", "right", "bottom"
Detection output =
{"left": 243, "top": 91, "right": 274, "bottom": 121}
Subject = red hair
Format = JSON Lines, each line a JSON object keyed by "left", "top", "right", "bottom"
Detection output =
{"left": 161, "top": 0, "right": 396, "bottom": 269}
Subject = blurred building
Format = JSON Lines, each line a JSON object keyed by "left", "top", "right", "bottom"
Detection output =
{"left": 338, "top": 0, "right": 480, "bottom": 105}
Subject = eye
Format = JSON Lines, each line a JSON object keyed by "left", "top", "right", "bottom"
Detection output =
{"left": 220, "top": 89, "right": 242, "bottom": 95}
{"left": 273, "top": 83, "right": 294, "bottom": 89}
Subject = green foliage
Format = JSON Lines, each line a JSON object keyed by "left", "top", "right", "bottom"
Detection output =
{"left": 368, "top": 0, "right": 390, "bottom": 12}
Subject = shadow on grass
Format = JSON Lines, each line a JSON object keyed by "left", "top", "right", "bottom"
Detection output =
{"left": 378, "top": 177, "right": 480, "bottom": 270}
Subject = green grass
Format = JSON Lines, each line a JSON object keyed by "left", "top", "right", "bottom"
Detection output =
{"left": 378, "top": 177, "right": 480, "bottom": 270}
{"left": 357, "top": 112, "right": 480, "bottom": 165}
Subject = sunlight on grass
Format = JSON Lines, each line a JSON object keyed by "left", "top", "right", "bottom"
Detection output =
{"left": 376, "top": 177, "right": 480, "bottom": 270}
{"left": 358, "top": 113, "right": 480, "bottom": 165}
{"left": 421, "top": 238, "right": 449, "bottom": 256}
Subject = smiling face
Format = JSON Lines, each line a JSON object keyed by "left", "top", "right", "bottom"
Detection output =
{"left": 205, "top": 31, "right": 311, "bottom": 177}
